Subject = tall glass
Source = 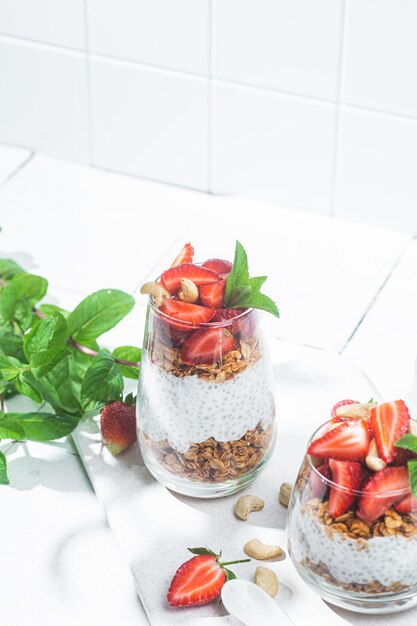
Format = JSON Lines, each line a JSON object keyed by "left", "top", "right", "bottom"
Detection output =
{"left": 136, "top": 296, "right": 276, "bottom": 498}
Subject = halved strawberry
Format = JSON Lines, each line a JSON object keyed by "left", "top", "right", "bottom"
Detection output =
{"left": 370, "top": 400, "right": 410, "bottom": 463}
{"left": 307, "top": 419, "right": 370, "bottom": 460}
{"left": 159, "top": 299, "right": 215, "bottom": 328}
{"left": 392, "top": 447, "right": 417, "bottom": 466}
{"left": 357, "top": 466, "right": 410, "bottom": 524}
{"left": 161, "top": 264, "right": 219, "bottom": 292}
{"left": 167, "top": 548, "right": 250, "bottom": 607}
{"left": 328, "top": 459, "right": 362, "bottom": 517}
{"left": 310, "top": 462, "right": 332, "bottom": 498}
{"left": 202, "top": 258, "right": 232, "bottom": 274}
{"left": 212, "top": 308, "right": 256, "bottom": 338}
{"left": 212, "top": 308, "right": 247, "bottom": 324}
{"left": 395, "top": 493, "right": 417, "bottom": 513}
{"left": 170, "top": 243, "right": 194, "bottom": 267}
{"left": 199, "top": 280, "right": 225, "bottom": 308}
{"left": 330, "top": 399, "right": 359, "bottom": 419}
{"left": 181, "top": 328, "right": 236, "bottom": 365}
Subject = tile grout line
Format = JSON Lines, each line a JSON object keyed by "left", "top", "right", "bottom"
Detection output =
{"left": 338, "top": 236, "right": 416, "bottom": 354}
{"left": 0, "top": 151, "right": 34, "bottom": 189}
{"left": 329, "top": 0, "right": 348, "bottom": 217}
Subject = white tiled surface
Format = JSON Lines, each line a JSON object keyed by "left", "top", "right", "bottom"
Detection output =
{"left": 0, "top": 38, "right": 90, "bottom": 162}
{"left": 213, "top": 0, "right": 343, "bottom": 100}
{"left": 0, "top": 143, "right": 30, "bottom": 185}
{"left": 0, "top": 0, "right": 86, "bottom": 49}
{"left": 1, "top": 149, "right": 416, "bottom": 625}
{"left": 212, "top": 84, "right": 337, "bottom": 213}
{"left": 88, "top": 0, "right": 209, "bottom": 75}
{"left": 335, "top": 108, "right": 417, "bottom": 232}
{"left": 342, "top": 0, "right": 417, "bottom": 118}
{"left": 91, "top": 59, "right": 209, "bottom": 190}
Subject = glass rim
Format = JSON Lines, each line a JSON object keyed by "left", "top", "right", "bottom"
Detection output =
{"left": 306, "top": 418, "right": 415, "bottom": 498}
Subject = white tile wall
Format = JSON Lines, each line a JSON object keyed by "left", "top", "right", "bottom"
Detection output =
{"left": 343, "top": 0, "right": 417, "bottom": 118}
{"left": 213, "top": 0, "right": 344, "bottom": 100}
{"left": 212, "top": 84, "right": 337, "bottom": 212}
{"left": 0, "top": 38, "right": 90, "bottom": 162}
{"left": 335, "top": 107, "right": 417, "bottom": 232}
{"left": 0, "top": 0, "right": 86, "bottom": 50}
{"left": 0, "top": 0, "right": 416, "bottom": 232}
{"left": 91, "top": 58, "right": 209, "bottom": 190}
{"left": 88, "top": 0, "right": 209, "bottom": 75}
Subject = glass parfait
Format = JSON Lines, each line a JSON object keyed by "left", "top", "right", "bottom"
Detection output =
{"left": 287, "top": 420, "right": 417, "bottom": 614}
{"left": 136, "top": 297, "right": 276, "bottom": 498}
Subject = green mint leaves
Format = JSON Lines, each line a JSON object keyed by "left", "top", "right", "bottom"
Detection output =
{"left": 395, "top": 434, "right": 417, "bottom": 498}
{"left": 224, "top": 241, "right": 279, "bottom": 317}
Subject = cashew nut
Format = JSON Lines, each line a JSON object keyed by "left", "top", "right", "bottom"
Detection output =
{"left": 279, "top": 482, "right": 293, "bottom": 508}
{"left": 254, "top": 566, "right": 278, "bottom": 598}
{"left": 244, "top": 539, "right": 285, "bottom": 560}
{"left": 178, "top": 278, "right": 199, "bottom": 303}
{"left": 140, "top": 281, "right": 171, "bottom": 308}
{"left": 335, "top": 402, "right": 374, "bottom": 420}
{"left": 234, "top": 495, "right": 265, "bottom": 521}
{"left": 366, "top": 439, "right": 387, "bottom": 472}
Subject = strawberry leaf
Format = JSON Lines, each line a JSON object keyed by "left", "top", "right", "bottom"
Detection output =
{"left": 223, "top": 567, "right": 236, "bottom": 581}
{"left": 187, "top": 547, "right": 218, "bottom": 557}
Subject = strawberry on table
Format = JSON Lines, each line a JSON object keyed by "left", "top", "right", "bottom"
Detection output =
{"left": 159, "top": 299, "right": 215, "bottom": 328}
{"left": 167, "top": 547, "right": 250, "bottom": 607}
{"left": 357, "top": 466, "right": 410, "bottom": 523}
{"left": 161, "top": 264, "right": 219, "bottom": 292}
{"left": 328, "top": 459, "right": 362, "bottom": 517}
{"left": 182, "top": 328, "right": 236, "bottom": 365}
{"left": 199, "top": 280, "right": 225, "bottom": 308}
{"left": 371, "top": 400, "right": 410, "bottom": 463}
{"left": 100, "top": 398, "right": 137, "bottom": 455}
{"left": 308, "top": 419, "right": 370, "bottom": 461}
{"left": 170, "top": 243, "right": 194, "bottom": 267}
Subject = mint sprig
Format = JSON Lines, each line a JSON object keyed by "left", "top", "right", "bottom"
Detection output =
{"left": 395, "top": 434, "right": 417, "bottom": 498}
{"left": 223, "top": 241, "right": 279, "bottom": 317}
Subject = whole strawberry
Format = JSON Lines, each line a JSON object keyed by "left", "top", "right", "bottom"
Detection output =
{"left": 167, "top": 547, "right": 250, "bottom": 607}
{"left": 100, "top": 396, "right": 137, "bottom": 455}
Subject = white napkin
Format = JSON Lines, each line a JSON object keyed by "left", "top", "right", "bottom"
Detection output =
{"left": 73, "top": 353, "right": 417, "bottom": 626}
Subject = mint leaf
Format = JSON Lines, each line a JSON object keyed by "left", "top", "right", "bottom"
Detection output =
{"left": 1, "top": 412, "right": 78, "bottom": 441}
{"left": 113, "top": 345, "right": 141, "bottom": 380}
{"left": 0, "top": 273, "right": 47, "bottom": 329}
{"left": 38, "top": 303, "right": 70, "bottom": 319}
{"left": 68, "top": 289, "right": 135, "bottom": 344}
{"left": 81, "top": 351, "right": 123, "bottom": 408}
{"left": 395, "top": 434, "right": 417, "bottom": 455}
{"left": 0, "top": 258, "right": 24, "bottom": 279}
{"left": 0, "top": 353, "right": 26, "bottom": 381}
{"left": 40, "top": 352, "right": 84, "bottom": 416}
{"left": 15, "top": 371, "right": 42, "bottom": 403}
{"left": 0, "top": 450, "right": 9, "bottom": 484}
{"left": 0, "top": 419, "right": 26, "bottom": 440}
{"left": 224, "top": 241, "right": 279, "bottom": 317}
{"left": 24, "top": 313, "right": 69, "bottom": 378}
{"left": 0, "top": 332, "right": 25, "bottom": 361}
{"left": 408, "top": 459, "right": 417, "bottom": 499}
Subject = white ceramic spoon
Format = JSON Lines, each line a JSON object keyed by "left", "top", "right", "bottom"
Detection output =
{"left": 221, "top": 579, "right": 295, "bottom": 626}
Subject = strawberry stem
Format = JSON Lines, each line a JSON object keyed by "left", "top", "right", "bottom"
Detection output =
{"left": 219, "top": 558, "right": 251, "bottom": 566}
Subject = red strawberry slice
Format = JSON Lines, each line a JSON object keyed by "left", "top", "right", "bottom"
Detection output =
{"left": 212, "top": 308, "right": 247, "bottom": 323}
{"left": 370, "top": 400, "right": 410, "bottom": 463}
{"left": 161, "top": 264, "right": 219, "bottom": 292}
{"left": 395, "top": 493, "right": 417, "bottom": 513}
{"left": 202, "top": 258, "right": 232, "bottom": 274}
{"left": 170, "top": 243, "right": 194, "bottom": 267}
{"left": 181, "top": 328, "right": 236, "bottom": 365}
{"left": 212, "top": 308, "right": 256, "bottom": 339}
{"left": 328, "top": 459, "right": 362, "bottom": 517}
{"left": 357, "top": 466, "right": 410, "bottom": 523}
{"left": 392, "top": 447, "right": 417, "bottom": 466}
{"left": 307, "top": 419, "right": 370, "bottom": 460}
{"left": 330, "top": 399, "right": 359, "bottom": 419}
{"left": 159, "top": 299, "right": 215, "bottom": 328}
{"left": 199, "top": 280, "right": 225, "bottom": 308}
{"left": 310, "top": 462, "right": 332, "bottom": 498}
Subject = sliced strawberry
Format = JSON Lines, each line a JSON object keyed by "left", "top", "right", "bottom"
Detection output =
{"left": 358, "top": 466, "right": 410, "bottom": 523}
{"left": 328, "top": 459, "right": 362, "bottom": 517}
{"left": 170, "top": 243, "right": 194, "bottom": 267}
{"left": 370, "top": 400, "right": 410, "bottom": 463}
{"left": 159, "top": 299, "right": 215, "bottom": 328}
{"left": 331, "top": 399, "right": 359, "bottom": 419}
{"left": 181, "top": 328, "right": 235, "bottom": 365}
{"left": 212, "top": 308, "right": 247, "bottom": 323}
{"left": 395, "top": 493, "right": 417, "bottom": 513}
{"left": 161, "top": 264, "right": 219, "bottom": 292}
{"left": 212, "top": 308, "right": 256, "bottom": 338}
{"left": 167, "top": 555, "right": 225, "bottom": 607}
{"left": 308, "top": 419, "right": 370, "bottom": 461}
{"left": 202, "top": 258, "right": 232, "bottom": 274}
{"left": 310, "top": 462, "right": 332, "bottom": 498}
{"left": 199, "top": 280, "right": 225, "bottom": 308}
{"left": 392, "top": 447, "right": 417, "bottom": 466}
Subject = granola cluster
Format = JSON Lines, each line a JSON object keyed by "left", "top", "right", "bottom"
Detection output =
{"left": 143, "top": 422, "right": 273, "bottom": 483}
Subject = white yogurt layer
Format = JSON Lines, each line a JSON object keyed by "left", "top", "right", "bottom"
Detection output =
{"left": 137, "top": 352, "right": 275, "bottom": 453}
{"left": 290, "top": 499, "right": 417, "bottom": 588}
